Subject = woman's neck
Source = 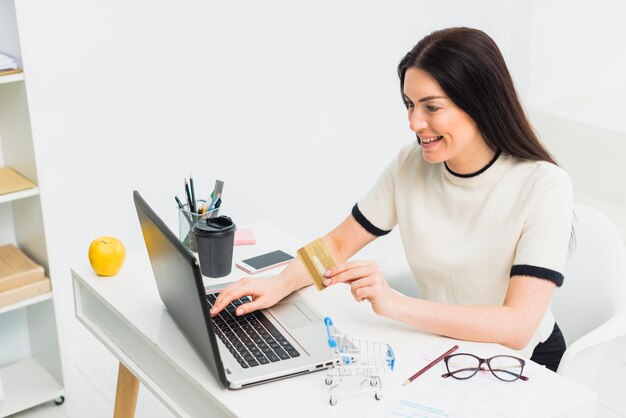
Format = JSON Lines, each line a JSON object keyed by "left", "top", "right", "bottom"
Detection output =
{"left": 445, "top": 141, "right": 496, "bottom": 176}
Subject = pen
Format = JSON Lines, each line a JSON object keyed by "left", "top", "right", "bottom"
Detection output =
{"left": 209, "top": 179, "right": 224, "bottom": 206}
{"left": 402, "top": 344, "right": 459, "bottom": 386}
{"left": 189, "top": 173, "right": 196, "bottom": 213}
{"left": 209, "top": 191, "right": 222, "bottom": 211}
{"left": 175, "top": 195, "right": 193, "bottom": 226}
{"left": 174, "top": 195, "right": 184, "bottom": 210}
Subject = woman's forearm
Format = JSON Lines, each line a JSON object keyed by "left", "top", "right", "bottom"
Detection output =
{"left": 276, "top": 234, "right": 364, "bottom": 293}
{"left": 387, "top": 293, "right": 536, "bottom": 350}
{"left": 274, "top": 256, "right": 313, "bottom": 294}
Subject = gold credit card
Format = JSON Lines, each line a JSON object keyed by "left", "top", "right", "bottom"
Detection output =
{"left": 297, "top": 238, "right": 337, "bottom": 291}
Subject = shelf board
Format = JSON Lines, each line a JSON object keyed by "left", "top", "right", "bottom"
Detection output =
{"left": 0, "top": 186, "right": 39, "bottom": 204}
{"left": 0, "top": 358, "right": 64, "bottom": 416}
{"left": 0, "top": 71, "right": 24, "bottom": 85}
{"left": 0, "top": 291, "right": 52, "bottom": 315}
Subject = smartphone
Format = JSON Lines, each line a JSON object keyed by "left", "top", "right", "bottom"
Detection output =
{"left": 235, "top": 250, "right": 294, "bottom": 274}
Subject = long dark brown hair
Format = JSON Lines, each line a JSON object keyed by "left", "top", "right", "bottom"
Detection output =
{"left": 398, "top": 27, "right": 557, "bottom": 165}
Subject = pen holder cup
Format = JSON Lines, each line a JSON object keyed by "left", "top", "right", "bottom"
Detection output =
{"left": 178, "top": 200, "right": 219, "bottom": 253}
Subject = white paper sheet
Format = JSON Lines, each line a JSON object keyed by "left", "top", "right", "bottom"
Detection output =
{"left": 370, "top": 345, "right": 545, "bottom": 418}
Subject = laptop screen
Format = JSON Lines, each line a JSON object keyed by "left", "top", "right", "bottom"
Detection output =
{"left": 133, "top": 190, "right": 228, "bottom": 387}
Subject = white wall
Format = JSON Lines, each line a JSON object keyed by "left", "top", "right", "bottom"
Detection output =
{"left": 526, "top": 0, "right": 626, "bottom": 106}
{"left": 522, "top": 0, "right": 626, "bottom": 238}
{"left": 13, "top": 0, "right": 518, "bottom": 355}
{"left": 0, "top": 0, "right": 20, "bottom": 67}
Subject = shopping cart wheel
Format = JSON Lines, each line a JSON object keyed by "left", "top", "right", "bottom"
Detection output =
{"left": 375, "top": 391, "right": 382, "bottom": 401}
{"left": 370, "top": 377, "right": 379, "bottom": 387}
{"left": 330, "top": 395, "right": 337, "bottom": 406}
{"left": 325, "top": 377, "right": 333, "bottom": 385}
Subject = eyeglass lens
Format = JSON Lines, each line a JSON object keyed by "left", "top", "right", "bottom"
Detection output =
{"left": 445, "top": 354, "right": 481, "bottom": 379}
{"left": 488, "top": 355, "right": 524, "bottom": 381}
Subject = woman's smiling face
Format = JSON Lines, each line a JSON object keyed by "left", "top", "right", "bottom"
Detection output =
{"left": 403, "top": 67, "right": 493, "bottom": 174}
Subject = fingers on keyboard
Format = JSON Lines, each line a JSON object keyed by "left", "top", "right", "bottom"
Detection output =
{"left": 208, "top": 298, "right": 301, "bottom": 368}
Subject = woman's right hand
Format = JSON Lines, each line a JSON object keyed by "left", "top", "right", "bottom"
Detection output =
{"left": 210, "top": 276, "right": 294, "bottom": 317}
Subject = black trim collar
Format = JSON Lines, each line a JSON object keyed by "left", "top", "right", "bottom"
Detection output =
{"left": 445, "top": 149, "right": 502, "bottom": 178}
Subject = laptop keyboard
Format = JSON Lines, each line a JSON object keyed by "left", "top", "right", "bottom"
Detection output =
{"left": 207, "top": 294, "right": 301, "bottom": 369}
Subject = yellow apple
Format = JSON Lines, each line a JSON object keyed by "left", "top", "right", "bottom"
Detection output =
{"left": 88, "top": 236, "right": 126, "bottom": 276}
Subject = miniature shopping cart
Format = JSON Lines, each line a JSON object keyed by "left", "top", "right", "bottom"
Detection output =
{"left": 323, "top": 317, "right": 395, "bottom": 405}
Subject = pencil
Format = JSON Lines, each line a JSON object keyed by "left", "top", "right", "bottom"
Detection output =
{"left": 402, "top": 344, "right": 459, "bottom": 386}
{"left": 184, "top": 179, "right": 193, "bottom": 213}
{"left": 189, "top": 173, "right": 196, "bottom": 213}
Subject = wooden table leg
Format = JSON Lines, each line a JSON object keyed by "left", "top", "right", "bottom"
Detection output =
{"left": 113, "top": 362, "right": 140, "bottom": 418}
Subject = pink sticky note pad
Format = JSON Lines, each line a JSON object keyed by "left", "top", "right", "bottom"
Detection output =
{"left": 234, "top": 228, "right": 256, "bottom": 245}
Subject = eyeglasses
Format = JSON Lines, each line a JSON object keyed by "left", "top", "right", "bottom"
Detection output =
{"left": 442, "top": 353, "right": 529, "bottom": 382}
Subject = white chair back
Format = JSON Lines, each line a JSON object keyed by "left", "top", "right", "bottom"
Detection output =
{"left": 552, "top": 205, "right": 626, "bottom": 344}
{"left": 552, "top": 205, "right": 626, "bottom": 382}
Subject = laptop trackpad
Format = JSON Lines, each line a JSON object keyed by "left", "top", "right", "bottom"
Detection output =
{"left": 270, "top": 302, "right": 315, "bottom": 329}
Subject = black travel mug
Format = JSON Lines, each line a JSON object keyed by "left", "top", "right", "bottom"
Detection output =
{"left": 192, "top": 216, "right": 237, "bottom": 278}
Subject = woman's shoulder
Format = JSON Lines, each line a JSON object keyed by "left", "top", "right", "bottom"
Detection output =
{"left": 395, "top": 141, "right": 419, "bottom": 161}
{"left": 507, "top": 157, "right": 572, "bottom": 192}
{"left": 393, "top": 141, "right": 428, "bottom": 173}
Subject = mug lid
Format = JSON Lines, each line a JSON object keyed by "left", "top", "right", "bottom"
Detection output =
{"left": 193, "top": 215, "right": 236, "bottom": 237}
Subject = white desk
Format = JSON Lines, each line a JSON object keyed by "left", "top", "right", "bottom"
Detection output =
{"left": 71, "top": 222, "right": 597, "bottom": 418}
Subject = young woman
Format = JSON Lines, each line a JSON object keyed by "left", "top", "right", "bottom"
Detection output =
{"left": 211, "top": 27, "right": 573, "bottom": 372}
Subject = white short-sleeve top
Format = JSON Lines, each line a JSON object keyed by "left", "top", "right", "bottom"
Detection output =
{"left": 355, "top": 142, "right": 574, "bottom": 357}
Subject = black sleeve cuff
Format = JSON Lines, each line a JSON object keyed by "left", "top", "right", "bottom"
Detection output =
{"left": 510, "top": 264, "right": 564, "bottom": 287}
{"left": 351, "top": 204, "right": 392, "bottom": 237}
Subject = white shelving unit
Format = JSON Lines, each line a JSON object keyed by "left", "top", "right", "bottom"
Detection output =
{"left": 0, "top": 71, "right": 23, "bottom": 84}
{"left": 0, "top": 186, "right": 39, "bottom": 205}
{"left": 0, "top": 0, "right": 65, "bottom": 415}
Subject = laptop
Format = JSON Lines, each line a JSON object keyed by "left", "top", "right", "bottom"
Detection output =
{"left": 133, "top": 191, "right": 335, "bottom": 389}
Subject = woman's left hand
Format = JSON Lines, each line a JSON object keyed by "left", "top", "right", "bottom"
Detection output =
{"left": 323, "top": 260, "right": 399, "bottom": 317}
